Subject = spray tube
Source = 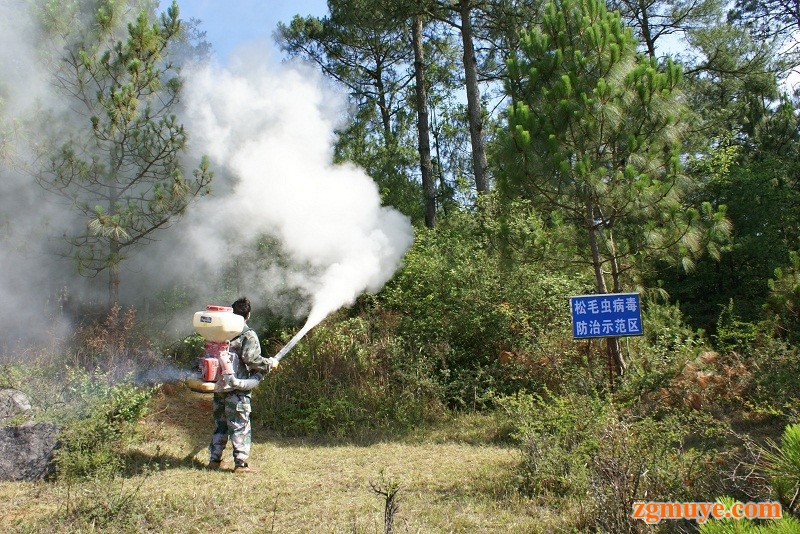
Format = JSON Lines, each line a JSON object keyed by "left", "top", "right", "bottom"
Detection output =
{"left": 269, "top": 320, "right": 317, "bottom": 365}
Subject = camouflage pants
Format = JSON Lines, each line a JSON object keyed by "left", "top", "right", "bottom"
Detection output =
{"left": 208, "top": 392, "right": 251, "bottom": 465}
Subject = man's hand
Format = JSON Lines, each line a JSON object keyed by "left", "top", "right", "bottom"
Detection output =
{"left": 267, "top": 357, "right": 280, "bottom": 371}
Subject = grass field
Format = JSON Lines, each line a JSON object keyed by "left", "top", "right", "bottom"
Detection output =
{"left": 0, "top": 383, "right": 556, "bottom": 533}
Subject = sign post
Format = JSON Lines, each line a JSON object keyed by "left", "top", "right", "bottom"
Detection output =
{"left": 570, "top": 292, "right": 643, "bottom": 339}
{"left": 570, "top": 292, "right": 642, "bottom": 387}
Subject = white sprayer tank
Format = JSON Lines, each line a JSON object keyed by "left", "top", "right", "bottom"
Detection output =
{"left": 192, "top": 305, "right": 245, "bottom": 342}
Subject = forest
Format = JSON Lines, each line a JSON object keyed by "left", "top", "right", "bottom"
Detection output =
{"left": 0, "top": 0, "right": 799, "bottom": 531}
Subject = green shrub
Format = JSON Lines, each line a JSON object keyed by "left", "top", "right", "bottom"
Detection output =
{"left": 162, "top": 333, "right": 205, "bottom": 367}
{"left": 253, "top": 315, "right": 444, "bottom": 437}
{"left": 379, "top": 212, "right": 585, "bottom": 408}
{"left": 498, "top": 391, "right": 728, "bottom": 532}
{"left": 764, "top": 251, "right": 800, "bottom": 344}
{"left": 68, "top": 304, "right": 159, "bottom": 381}
{"left": 54, "top": 370, "right": 153, "bottom": 481}
{"left": 760, "top": 424, "right": 800, "bottom": 517}
{"left": 746, "top": 336, "right": 800, "bottom": 410}
{"left": 589, "top": 413, "right": 728, "bottom": 533}
{"left": 3, "top": 361, "right": 153, "bottom": 481}
{"left": 618, "top": 300, "right": 708, "bottom": 408}
{"left": 699, "top": 497, "right": 798, "bottom": 533}
{"left": 715, "top": 300, "right": 759, "bottom": 353}
{"left": 496, "top": 390, "right": 605, "bottom": 496}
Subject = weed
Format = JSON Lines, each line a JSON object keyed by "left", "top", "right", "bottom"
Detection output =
{"left": 370, "top": 469, "right": 402, "bottom": 534}
{"left": 60, "top": 473, "right": 152, "bottom": 530}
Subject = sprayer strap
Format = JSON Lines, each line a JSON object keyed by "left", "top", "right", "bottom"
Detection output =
{"left": 231, "top": 328, "right": 254, "bottom": 343}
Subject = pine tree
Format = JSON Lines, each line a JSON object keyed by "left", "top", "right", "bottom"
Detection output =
{"left": 497, "top": 0, "right": 729, "bottom": 374}
{"left": 37, "top": 1, "right": 212, "bottom": 305}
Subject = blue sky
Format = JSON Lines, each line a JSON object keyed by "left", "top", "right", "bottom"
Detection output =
{"left": 161, "top": 0, "right": 329, "bottom": 63}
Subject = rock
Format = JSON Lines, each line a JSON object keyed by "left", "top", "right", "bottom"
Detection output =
{"left": 0, "top": 389, "right": 32, "bottom": 423}
{"left": 0, "top": 422, "right": 60, "bottom": 481}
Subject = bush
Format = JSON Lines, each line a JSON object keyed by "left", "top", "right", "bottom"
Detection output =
{"left": 618, "top": 300, "right": 708, "bottom": 409}
{"left": 714, "top": 300, "right": 759, "bottom": 353}
{"left": 162, "top": 333, "right": 205, "bottom": 368}
{"left": 759, "top": 424, "right": 800, "bottom": 517}
{"left": 54, "top": 370, "right": 153, "bottom": 481}
{"left": 496, "top": 390, "right": 605, "bottom": 497}
{"left": 253, "top": 314, "right": 444, "bottom": 437}
{"left": 699, "top": 497, "right": 799, "bottom": 533}
{"left": 379, "top": 212, "right": 585, "bottom": 408}
{"left": 251, "top": 210, "right": 587, "bottom": 436}
{"left": 2, "top": 357, "right": 154, "bottom": 481}
{"left": 68, "top": 304, "right": 159, "bottom": 381}
{"left": 745, "top": 336, "right": 800, "bottom": 411}
{"left": 498, "top": 390, "right": 729, "bottom": 532}
{"left": 764, "top": 251, "right": 800, "bottom": 344}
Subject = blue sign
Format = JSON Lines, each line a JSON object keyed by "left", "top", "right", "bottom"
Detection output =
{"left": 570, "top": 292, "right": 643, "bottom": 339}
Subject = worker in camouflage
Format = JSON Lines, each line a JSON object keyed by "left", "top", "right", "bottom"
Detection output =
{"left": 209, "top": 391, "right": 253, "bottom": 470}
{"left": 208, "top": 297, "right": 277, "bottom": 474}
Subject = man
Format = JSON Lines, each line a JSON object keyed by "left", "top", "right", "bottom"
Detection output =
{"left": 208, "top": 297, "right": 277, "bottom": 473}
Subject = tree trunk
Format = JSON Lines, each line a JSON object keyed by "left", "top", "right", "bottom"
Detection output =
{"left": 108, "top": 182, "right": 121, "bottom": 307}
{"left": 412, "top": 15, "right": 436, "bottom": 228}
{"left": 459, "top": 0, "right": 489, "bottom": 194}
{"left": 108, "top": 239, "right": 120, "bottom": 306}
{"left": 587, "top": 202, "right": 626, "bottom": 377}
{"left": 375, "top": 62, "right": 393, "bottom": 145}
{"left": 587, "top": 203, "right": 608, "bottom": 294}
{"left": 637, "top": 0, "right": 656, "bottom": 58}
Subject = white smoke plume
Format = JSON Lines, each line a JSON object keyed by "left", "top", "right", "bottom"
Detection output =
{"left": 171, "top": 52, "right": 414, "bottom": 352}
{"left": 0, "top": 0, "right": 77, "bottom": 346}
{"left": 0, "top": 0, "right": 413, "bottom": 359}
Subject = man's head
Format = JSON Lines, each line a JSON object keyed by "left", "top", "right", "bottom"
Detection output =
{"left": 232, "top": 297, "right": 251, "bottom": 320}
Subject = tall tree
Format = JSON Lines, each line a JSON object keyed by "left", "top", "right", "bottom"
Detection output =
{"left": 412, "top": 12, "right": 437, "bottom": 227}
{"left": 667, "top": 130, "right": 800, "bottom": 330}
{"left": 729, "top": 0, "right": 800, "bottom": 77}
{"left": 278, "top": 3, "right": 425, "bottom": 220}
{"left": 427, "top": 0, "right": 491, "bottom": 195}
{"left": 278, "top": 0, "right": 471, "bottom": 225}
{"left": 608, "top": 0, "right": 724, "bottom": 59}
{"left": 497, "top": 0, "right": 729, "bottom": 374}
{"left": 681, "top": 21, "right": 780, "bottom": 149}
{"left": 37, "top": 1, "right": 212, "bottom": 304}
{"left": 456, "top": 0, "right": 489, "bottom": 194}
{"left": 481, "top": 0, "right": 546, "bottom": 95}
{"left": 659, "top": 21, "right": 800, "bottom": 329}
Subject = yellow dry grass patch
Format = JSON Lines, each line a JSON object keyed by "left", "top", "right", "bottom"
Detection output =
{"left": 0, "top": 385, "right": 551, "bottom": 533}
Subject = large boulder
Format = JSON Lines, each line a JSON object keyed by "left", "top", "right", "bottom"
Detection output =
{"left": 0, "top": 422, "right": 60, "bottom": 481}
{"left": 0, "top": 389, "right": 32, "bottom": 423}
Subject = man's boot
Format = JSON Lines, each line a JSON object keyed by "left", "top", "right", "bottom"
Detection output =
{"left": 233, "top": 463, "right": 258, "bottom": 474}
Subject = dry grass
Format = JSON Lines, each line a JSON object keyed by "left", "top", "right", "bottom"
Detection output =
{"left": 0, "top": 384, "right": 553, "bottom": 533}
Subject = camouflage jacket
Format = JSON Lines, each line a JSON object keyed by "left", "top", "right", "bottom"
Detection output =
{"left": 214, "top": 325, "right": 269, "bottom": 393}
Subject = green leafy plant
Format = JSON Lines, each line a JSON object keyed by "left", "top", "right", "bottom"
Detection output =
{"left": 761, "top": 424, "right": 800, "bottom": 516}
{"left": 498, "top": 390, "right": 728, "bottom": 531}
{"left": 699, "top": 497, "right": 798, "bottom": 533}
{"left": 765, "top": 251, "right": 800, "bottom": 343}
{"left": 55, "top": 378, "right": 153, "bottom": 481}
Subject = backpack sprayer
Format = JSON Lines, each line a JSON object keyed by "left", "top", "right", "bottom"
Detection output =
{"left": 186, "top": 305, "right": 245, "bottom": 393}
{"left": 185, "top": 304, "right": 310, "bottom": 393}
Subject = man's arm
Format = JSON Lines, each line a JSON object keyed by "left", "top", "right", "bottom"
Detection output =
{"left": 240, "top": 330, "right": 269, "bottom": 373}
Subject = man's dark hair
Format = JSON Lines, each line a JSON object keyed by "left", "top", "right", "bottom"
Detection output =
{"left": 232, "top": 297, "right": 251, "bottom": 318}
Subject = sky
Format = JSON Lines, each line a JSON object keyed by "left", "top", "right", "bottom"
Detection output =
{"left": 161, "top": 0, "right": 330, "bottom": 63}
